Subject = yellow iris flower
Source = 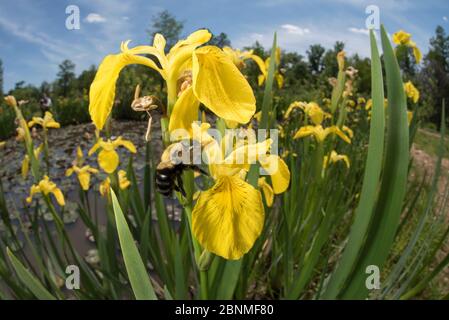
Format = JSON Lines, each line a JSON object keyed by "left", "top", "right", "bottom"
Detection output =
{"left": 252, "top": 47, "right": 284, "bottom": 89}
{"left": 294, "top": 125, "right": 351, "bottom": 144}
{"left": 404, "top": 81, "right": 420, "bottom": 103}
{"left": 66, "top": 147, "right": 99, "bottom": 191}
{"left": 88, "top": 137, "right": 136, "bottom": 174}
{"left": 21, "top": 143, "right": 43, "bottom": 179}
{"left": 392, "top": 30, "right": 422, "bottom": 64}
{"left": 28, "top": 112, "right": 60, "bottom": 130}
{"left": 89, "top": 30, "right": 256, "bottom": 133}
{"left": 323, "top": 150, "right": 350, "bottom": 169}
{"left": 26, "top": 175, "right": 65, "bottom": 206}
{"left": 222, "top": 46, "right": 259, "bottom": 69}
{"left": 284, "top": 101, "right": 331, "bottom": 125}
{"left": 0, "top": 141, "right": 5, "bottom": 148}
{"left": 192, "top": 125, "right": 290, "bottom": 260}
{"left": 99, "top": 170, "right": 131, "bottom": 196}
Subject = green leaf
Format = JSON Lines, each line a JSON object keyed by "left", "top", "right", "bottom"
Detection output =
{"left": 322, "top": 29, "right": 385, "bottom": 299}
{"left": 341, "top": 25, "right": 409, "bottom": 299}
{"left": 110, "top": 189, "right": 157, "bottom": 300}
{"left": 260, "top": 33, "right": 277, "bottom": 130}
{"left": 7, "top": 248, "right": 56, "bottom": 300}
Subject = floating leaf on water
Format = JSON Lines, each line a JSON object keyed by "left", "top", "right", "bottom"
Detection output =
{"left": 85, "top": 249, "right": 100, "bottom": 266}
{"left": 85, "top": 228, "right": 95, "bottom": 242}
{"left": 43, "top": 212, "right": 54, "bottom": 222}
{"left": 63, "top": 209, "right": 79, "bottom": 224}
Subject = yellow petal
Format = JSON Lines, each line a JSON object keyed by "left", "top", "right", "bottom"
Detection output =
{"left": 251, "top": 54, "right": 267, "bottom": 76}
{"left": 293, "top": 125, "right": 315, "bottom": 140}
{"left": 88, "top": 141, "right": 102, "bottom": 156}
{"left": 258, "top": 177, "right": 274, "bottom": 207}
{"left": 118, "top": 170, "right": 131, "bottom": 190}
{"left": 21, "top": 156, "right": 30, "bottom": 179}
{"left": 113, "top": 137, "right": 137, "bottom": 153}
{"left": 192, "top": 46, "right": 256, "bottom": 124}
{"left": 258, "top": 74, "right": 265, "bottom": 86}
{"left": 89, "top": 53, "right": 163, "bottom": 130}
{"left": 192, "top": 176, "right": 264, "bottom": 260}
{"left": 168, "top": 86, "right": 200, "bottom": 133}
{"left": 26, "top": 185, "right": 40, "bottom": 203}
{"left": 45, "top": 121, "right": 60, "bottom": 129}
{"left": 78, "top": 171, "right": 90, "bottom": 191}
{"left": 276, "top": 74, "right": 284, "bottom": 89}
{"left": 65, "top": 167, "right": 74, "bottom": 177}
{"left": 412, "top": 45, "right": 422, "bottom": 64}
{"left": 259, "top": 155, "right": 290, "bottom": 194}
{"left": 99, "top": 178, "right": 110, "bottom": 196}
{"left": 98, "top": 149, "right": 119, "bottom": 173}
{"left": 52, "top": 188, "right": 65, "bottom": 206}
{"left": 332, "top": 127, "right": 351, "bottom": 144}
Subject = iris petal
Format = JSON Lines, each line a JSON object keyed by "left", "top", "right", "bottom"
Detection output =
{"left": 168, "top": 86, "right": 200, "bottom": 133}
{"left": 192, "top": 176, "right": 264, "bottom": 260}
{"left": 98, "top": 149, "right": 119, "bottom": 173}
{"left": 192, "top": 46, "right": 256, "bottom": 124}
{"left": 89, "top": 53, "right": 163, "bottom": 130}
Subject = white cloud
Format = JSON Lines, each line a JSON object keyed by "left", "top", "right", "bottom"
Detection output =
{"left": 444, "top": 16, "right": 448, "bottom": 22}
{"left": 348, "top": 27, "right": 369, "bottom": 35}
{"left": 281, "top": 24, "right": 310, "bottom": 35}
{"left": 84, "top": 13, "right": 106, "bottom": 24}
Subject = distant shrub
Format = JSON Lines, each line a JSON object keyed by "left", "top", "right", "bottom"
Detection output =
{"left": 53, "top": 93, "right": 91, "bottom": 126}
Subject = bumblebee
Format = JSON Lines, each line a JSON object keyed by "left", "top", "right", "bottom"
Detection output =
{"left": 156, "top": 140, "right": 207, "bottom": 197}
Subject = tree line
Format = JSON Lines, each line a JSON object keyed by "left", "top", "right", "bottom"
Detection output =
{"left": 1, "top": 11, "right": 448, "bottom": 139}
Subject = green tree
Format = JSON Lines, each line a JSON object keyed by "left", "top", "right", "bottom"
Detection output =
{"left": 147, "top": 10, "right": 183, "bottom": 50}
{"left": 419, "top": 26, "right": 449, "bottom": 125}
{"left": 209, "top": 32, "right": 231, "bottom": 48}
{"left": 56, "top": 60, "right": 76, "bottom": 97}
{"left": 0, "top": 59, "right": 3, "bottom": 96}
{"left": 323, "top": 41, "right": 345, "bottom": 77}
{"left": 77, "top": 65, "right": 97, "bottom": 93}
{"left": 307, "top": 44, "right": 325, "bottom": 75}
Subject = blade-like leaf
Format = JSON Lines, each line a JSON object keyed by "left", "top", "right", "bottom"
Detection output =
{"left": 111, "top": 189, "right": 157, "bottom": 300}
{"left": 7, "top": 248, "right": 56, "bottom": 300}
{"left": 341, "top": 25, "right": 409, "bottom": 299}
{"left": 323, "top": 29, "right": 385, "bottom": 299}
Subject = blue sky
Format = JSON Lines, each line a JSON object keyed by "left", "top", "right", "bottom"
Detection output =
{"left": 0, "top": 0, "right": 448, "bottom": 91}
